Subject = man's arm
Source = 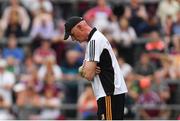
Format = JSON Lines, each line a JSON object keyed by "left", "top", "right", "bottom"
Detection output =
{"left": 81, "top": 61, "right": 97, "bottom": 81}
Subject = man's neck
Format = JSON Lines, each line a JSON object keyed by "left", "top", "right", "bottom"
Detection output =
{"left": 86, "top": 27, "right": 93, "bottom": 41}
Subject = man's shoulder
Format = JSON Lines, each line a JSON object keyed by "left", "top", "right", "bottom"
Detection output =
{"left": 93, "top": 30, "right": 104, "bottom": 38}
{"left": 89, "top": 31, "right": 107, "bottom": 43}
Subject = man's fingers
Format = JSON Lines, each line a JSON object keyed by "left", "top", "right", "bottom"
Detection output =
{"left": 96, "top": 66, "right": 101, "bottom": 69}
{"left": 95, "top": 66, "right": 101, "bottom": 74}
{"left": 96, "top": 66, "right": 100, "bottom": 69}
{"left": 78, "top": 66, "right": 84, "bottom": 77}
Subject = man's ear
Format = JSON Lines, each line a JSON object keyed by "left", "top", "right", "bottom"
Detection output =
{"left": 77, "top": 23, "right": 83, "bottom": 31}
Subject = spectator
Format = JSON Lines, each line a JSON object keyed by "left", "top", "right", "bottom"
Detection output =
{"left": 0, "top": 59, "right": 16, "bottom": 107}
{"left": 21, "top": 0, "right": 53, "bottom": 16}
{"left": 19, "top": 55, "right": 37, "bottom": 75}
{"left": 3, "top": 8, "right": 24, "bottom": 37}
{"left": 18, "top": 55, "right": 40, "bottom": 91}
{"left": 112, "top": 17, "right": 137, "bottom": 65}
{"left": 0, "top": 94, "right": 14, "bottom": 119}
{"left": 172, "top": 10, "right": 180, "bottom": 35}
{"left": 54, "top": 48, "right": 81, "bottom": 106}
{"left": 143, "top": 16, "right": 161, "bottom": 34}
{"left": 61, "top": 49, "right": 82, "bottom": 81}
{"left": 0, "top": 0, "right": 30, "bottom": 37}
{"left": 30, "top": 7, "right": 55, "bottom": 40}
{"left": 60, "top": 48, "right": 83, "bottom": 107}
{"left": 78, "top": 84, "right": 97, "bottom": 120}
{"left": 2, "top": 35, "right": 25, "bottom": 64}
{"left": 156, "top": 55, "right": 173, "bottom": 79}
{"left": 124, "top": 72, "right": 140, "bottom": 119}
{"left": 30, "top": 85, "right": 62, "bottom": 120}
{"left": 112, "top": 17, "right": 137, "bottom": 47}
{"left": 163, "top": 15, "right": 174, "bottom": 36}
{"left": 125, "top": 72, "right": 140, "bottom": 102}
{"left": 130, "top": 0, "right": 160, "bottom": 35}
{"left": 33, "top": 40, "right": 56, "bottom": 65}
{"left": 168, "top": 35, "right": 180, "bottom": 79}
{"left": 152, "top": 71, "right": 169, "bottom": 98}
{"left": 145, "top": 31, "right": 165, "bottom": 52}
{"left": 6, "top": 56, "right": 20, "bottom": 76}
{"left": 134, "top": 53, "right": 156, "bottom": 80}
{"left": 130, "top": 0, "right": 148, "bottom": 19}
{"left": 117, "top": 56, "right": 132, "bottom": 78}
{"left": 170, "top": 35, "right": 180, "bottom": 54}
{"left": 14, "top": 84, "right": 41, "bottom": 119}
{"left": 137, "top": 78, "right": 162, "bottom": 119}
{"left": 41, "top": 71, "right": 63, "bottom": 98}
{"left": 151, "top": 70, "right": 171, "bottom": 118}
{"left": 40, "top": 86, "right": 61, "bottom": 119}
{"left": 157, "top": 0, "right": 179, "bottom": 26}
{"left": 38, "top": 55, "right": 62, "bottom": 82}
{"left": 19, "top": 73, "right": 40, "bottom": 92}
{"left": 84, "top": 0, "right": 113, "bottom": 31}
{"left": 129, "top": 0, "right": 149, "bottom": 36}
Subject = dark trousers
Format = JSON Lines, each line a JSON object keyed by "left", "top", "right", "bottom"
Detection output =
{"left": 97, "top": 93, "right": 125, "bottom": 120}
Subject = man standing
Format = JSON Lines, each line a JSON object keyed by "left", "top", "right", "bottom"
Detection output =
{"left": 64, "top": 16, "right": 128, "bottom": 120}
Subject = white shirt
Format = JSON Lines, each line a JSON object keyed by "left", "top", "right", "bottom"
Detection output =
{"left": 157, "top": 0, "right": 180, "bottom": 25}
{"left": 85, "top": 28, "right": 128, "bottom": 100}
{"left": 119, "top": 63, "right": 132, "bottom": 78}
{"left": 0, "top": 71, "right": 16, "bottom": 105}
{"left": 38, "top": 65, "right": 62, "bottom": 81}
{"left": 112, "top": 23, "right": 137, "bottom": 47}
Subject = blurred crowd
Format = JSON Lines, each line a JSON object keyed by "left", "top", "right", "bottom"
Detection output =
{"left": 0, "top": 0, "right": 179, "bottom": 120}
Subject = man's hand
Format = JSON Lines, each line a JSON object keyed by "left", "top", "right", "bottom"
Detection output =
{"left": 78, "top": 66, "right": 84, "bottom": 77}
{"left": 79, "top": 66, "right": 101, "bottom": 77}
{"left": 79, "top": 61, "right": 98, "bottom": 81}
{"left": 95, "top": 66, "right": 101, "bottom": 75}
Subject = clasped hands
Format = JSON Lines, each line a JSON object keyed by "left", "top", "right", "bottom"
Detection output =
{"left": 78, "top": 65, "right": 101, "bottom": 77}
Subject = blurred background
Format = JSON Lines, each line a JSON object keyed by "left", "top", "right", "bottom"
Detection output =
{"left": 0, "top": 0, "right": 179, "bottom": 120}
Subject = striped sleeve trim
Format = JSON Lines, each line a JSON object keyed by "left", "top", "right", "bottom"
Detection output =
{"left": 89, "top": 40, "right": 95, "bottom": 61}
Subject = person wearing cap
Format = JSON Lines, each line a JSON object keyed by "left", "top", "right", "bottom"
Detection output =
{"left": 0, "top": 59, "right": 16, "bottom": 107}
{"left": 64, "top": 16, "right": 128, "bottom": 120}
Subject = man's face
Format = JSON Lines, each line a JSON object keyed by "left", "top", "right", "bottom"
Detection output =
{"left": 70, "top": 23, "right": 85, "bottom": 43}
{"left": 8, "top": 37, "right": 17, "bottom": 49}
